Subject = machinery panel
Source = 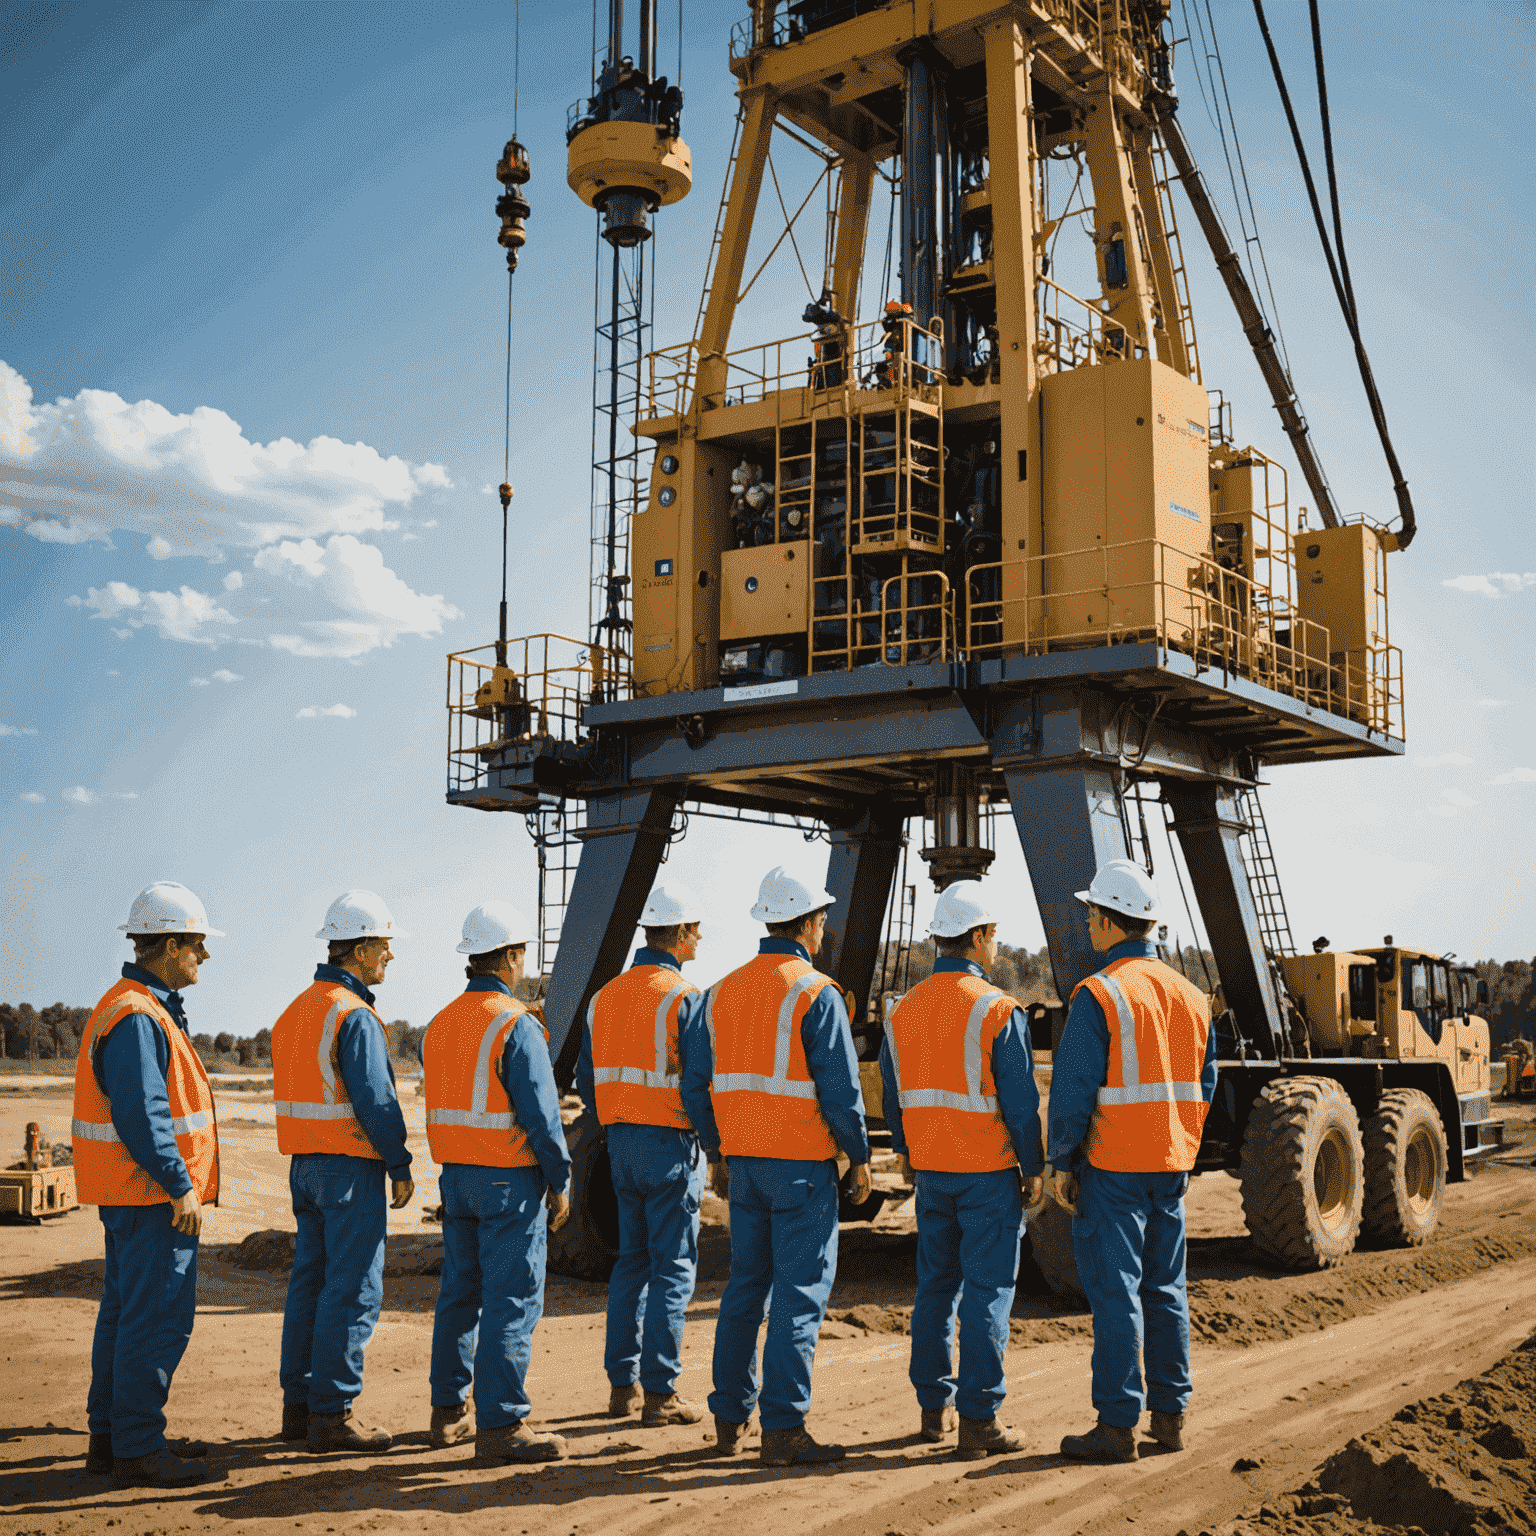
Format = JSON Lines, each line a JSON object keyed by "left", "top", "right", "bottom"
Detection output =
{"left": 1294, "top": 523, "right": 1379, "bottom": 654}
{"left": 720, "top": 543, "right": 811, "bottom": 640}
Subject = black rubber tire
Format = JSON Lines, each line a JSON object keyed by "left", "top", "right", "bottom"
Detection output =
{"left": 1025, "top": 1194, "right": 1085, "bottom": 1303}
{"left": 1239, "top": 1075, "right": 1364, "bottom": 1269}
{"left": 546, "top": 1117, "right": 620, "bottom": 1282}
{"left": 1362, "top": 1088, "right": 1446, "bottom": 1247}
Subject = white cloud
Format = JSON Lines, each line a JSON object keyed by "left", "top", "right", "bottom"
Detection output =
{"left": 106, "top": 669, "right": 120, "bottom": 676}
{"left": 0, "top": 723, "right": 38, "bottom": 736}
{"left": 1478, "top": 699, "right": 1509, "bottom": 709}
{"left": 259, "top": 534, "right": 458, "bottom": 658}
{"left": 75, "top": 579, "right": 237, "bottom": 646}
{"left": 61, "top": 786, "right": 97, "bottom": 804}
{"left": 190, "top": 676, "right": 211, "bottom": 686}
{"left": 1415, "top": 753, "right": 1473, "bottom": 768}
{"left": 1440, "top": 788, "right": 1478, "bottom": 808}
{"left": 296, "top": 703, "right": 356, "bottom": 719}
{"left": 1426, "top": 805, "right": 1458, "bottom": 818}
{"left": 112, "top": 627, "right": 133, "bottom": 640}
{"left": 211, "top": 668, "right": 241, "bottom": 683}
{"left": 109, "top": 790, "right": 138, "bottom": 800}
{"left": 18, "top": 791, "right": 44, "bottom": 803}
{"left": 2, "top": 360, "right": 458, "bottom": 659}
{"left": 1442, "top": 572, "right": 1536, "bottom": 598}
{"left": 1489, "top": 767, "right": 1536, "bottom": 785}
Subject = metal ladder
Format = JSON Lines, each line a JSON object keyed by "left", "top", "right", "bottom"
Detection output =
{"left": 1237, "top": 785, "right": 1296, "bottom": 958}
{"left": 528, "top": 799, "right": 586, "bottom": 987}
{"left": 690, "top": 102, "right": 746, "bottom": 346}
{"left": 1152, "top": 129, "right": 1203, "bottom": 382}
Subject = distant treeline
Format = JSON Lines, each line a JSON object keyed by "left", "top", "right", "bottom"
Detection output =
{"left": 3, "top": 952, "right": 1530, "bottom": 1061}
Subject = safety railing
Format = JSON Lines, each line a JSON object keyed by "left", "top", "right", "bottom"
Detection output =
{"left": 809, "top": 563, "right": 954, "bottom": 673}
{"left": 446, "top": 635, "right": 626, "bottom": 796}
{"left": 962, "top": 539, "right": 1403, "bottom": 738}
{"left": 1037, "top": 276, "right": 1150, "bottom": 372}
{"left": 879, "top": 569, "right": 955, "bottom": 666}
{"left": 645, "top": 316, "right": 944, "bottom": 421}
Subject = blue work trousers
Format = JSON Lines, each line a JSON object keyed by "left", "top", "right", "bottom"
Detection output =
{"left": 1071, "top": 1164, "right": 1192, "bottom": 1428}
{"left": 708, "top": 1155, "right": 838, "bottom": 1432}
{"left": 604, "top": 1123, "right": 705, "bottom": 1394}
{"left": 279, "top": 1153, "right": 387, "bottom": 1415}
{"left": 87, "top": 1203, "right": 199, "bottom": 1457}
{"left": 910, "top": 1167, "right": 1026, "bottom": 1421}
{"left": 429, "top": 1162, "right": 549, "bottom": 1429}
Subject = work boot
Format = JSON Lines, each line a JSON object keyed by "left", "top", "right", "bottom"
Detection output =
{"left": 1148, "top": 1410, "right": 1186, "bottom": 1450}
{"left": 429, "top": 1404, "right": 474, "bottom": 1449}
{"left": 956, "top": 1415, "right": 1025, "bottom": 1460}
{"left": 112, "top": 1448, "right": 210, "bottom": 1489}
{"left": 641, "top": 1391, "right": 704, "bottom": 1427}
{"left": 281, "top": 1403, "right": 310, "bottom": 1442}
{"left": 919, "top": 1406, "right": 958, "bottom": 1443}
{"left": 607, "top": 1383, "right": 642, "bottom": 1418}
{"left": 306, "top": 1410, "right": 392, "bottom": 1455}
{"left": 92, "top": 1433, "right": 207, "bottom": 1472}
{"left": 1060, "top": 1419, "right": 1138, "bottom": 1463}
{"left": 473, "top": 1421, "right": 566, "bottom": 1465}
{"left": 760, "top": 1425, "right": 846, "bottom": 1466}
{"left": 713, "top": 1415, "right": 759, "bottom": 1456}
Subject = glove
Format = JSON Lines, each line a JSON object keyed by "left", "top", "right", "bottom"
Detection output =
{"left": 1051, "top": 1168, "right": 1079, "bottom": 1215}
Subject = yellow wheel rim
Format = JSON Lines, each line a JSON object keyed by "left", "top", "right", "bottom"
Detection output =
{"left": 1313, "top": 1127, "right": 1355, "bottom": 1232}
{"left": 1403, "top": 1125, "right": 1437, "bottom": 1215}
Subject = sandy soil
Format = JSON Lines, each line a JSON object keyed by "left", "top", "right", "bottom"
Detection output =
{"left": 2, "top": 1086, "right": 1532, "bottom": 1536}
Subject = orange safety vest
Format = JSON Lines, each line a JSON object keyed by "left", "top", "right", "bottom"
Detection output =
{"left": 885, "top": 970, "right": 1019, "bottom": 1173}
{"left": 706, "top": 951, "right": 840, "bottom": 1161}
{"left": 272, "top": 980, "right": 390, "bottom": 1159}
{"left": 71, "top": 977, "right": 218, "bottom": 1206}
{"left": 587, "top": 964, "right": 699, "bottom": 1131}
{"left": 1071, "top": 956, "right": 1211, "bottom": 1173}
{"left": 422, "top": 990, "right": 542, "bottom": 1169}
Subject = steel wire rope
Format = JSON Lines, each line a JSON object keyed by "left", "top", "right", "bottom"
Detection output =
{"left": 767, "top": 150, "right": 818, "bottom": 299}
{"left": 1251, "top": 0, "right": 1417, "bottom": 547}
{"left": 736, "top": 157, "right": 831, "bottom": 304}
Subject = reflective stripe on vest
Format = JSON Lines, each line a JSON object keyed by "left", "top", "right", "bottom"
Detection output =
{"left": 1091, "top": 971, "right": 1206, "bottom": 1106}
{"left": 425, "top": 1008, "right": 521, "bottom": 1131}
{"left": 71, "top": 978, "right": 220, "bottom": 1206}
{"left": 712, "top": 971, "right": 822, "bottom": 1101}
{"left": 589, "top": 982, "right": 687, "bottom": 1091}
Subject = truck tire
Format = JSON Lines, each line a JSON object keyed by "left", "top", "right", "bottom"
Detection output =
{"left": 1362, "top": 1088, "right": 1446, "bottom": 1247}
{"left": 1025, "top": 1195, "right": 1085, "bottom": 1303}
{"left": 1239, "top": 1075, "right": 1363, "bottom": 1269}
{"left": 546, "top": 1117, "right": 620, "bottom": 1282}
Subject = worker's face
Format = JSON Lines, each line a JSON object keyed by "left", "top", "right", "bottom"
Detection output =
{"left": 801, "top": 908, "right": 829, "bottom": 957}
{"left": 970, "top": 924, "right": 999, "bottom": 972}
{"left": 503, "top": 944, "right": 527, "bottom": 990}
{"left": 355, "top": 937, "right": 393, "bottom": 987}
{"left": 674, "top": 924, "right": 701, "bottom": 963}
{"left": 1087, "top": 906, "right": 1120, "bottom": 954}
{"left": 165, "top": 934, "right": 209, "bottom": 989}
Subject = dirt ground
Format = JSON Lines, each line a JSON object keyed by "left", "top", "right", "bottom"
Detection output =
{"left": 2, "top": 1081, "right": 1533, "bottom": 1536}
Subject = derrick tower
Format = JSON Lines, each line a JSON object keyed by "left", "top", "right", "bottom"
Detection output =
{"left": 447, "top": 1, "right": 1407, "bottom": 1147}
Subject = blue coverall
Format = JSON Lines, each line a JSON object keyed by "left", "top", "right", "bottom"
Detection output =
{"left": 576, "top": 947, "right": 708, "bottom": 1396}
{"left": 429, "top": 976, "right": 572, "bottom": 1429}
{"left": 1047, "top": 938, "right": 1218, "bottom": 1429}
{"left": 87, "top": 963, "right": 204, "bottom": 1458}
{"left": 279, "top": 964, "right": 413, "bottom": 1417}
{"left": 878, "top": 958, "right": 1045, "bottom": 1422}
{"left": 682, "top": 937, "right": 871, "bottom": 1433}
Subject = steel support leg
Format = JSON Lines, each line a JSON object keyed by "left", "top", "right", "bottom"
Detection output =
{"left": 1161, "top": 780, "right": 1287, "bottom": 1058}
{"left": 1001, "top": 763, "right": 1132, "bottom": 1004}
{"left": 543, "top": 787, "right": 680, "bottom": 1088}
{"left": 818, "top": 807, "right": 906, "bottom": 1027}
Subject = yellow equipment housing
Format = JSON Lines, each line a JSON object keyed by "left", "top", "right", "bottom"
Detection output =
{"left": 566, "top": 119, "right": 691, "bottom": 212}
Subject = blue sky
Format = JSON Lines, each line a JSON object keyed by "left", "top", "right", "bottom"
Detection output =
{"left": 2, "top": 0, "right": 1532, "bottom": 1036}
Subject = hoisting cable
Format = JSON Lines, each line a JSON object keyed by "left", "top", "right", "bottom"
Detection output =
{"left": 497, "top": 0, "right": 523, "bottom": 666}
{"left": 767, "top": 151, "right": 818, "bottom": 300}
{"left": 1251, "top": 0, "right": 1417, "bottom": 548}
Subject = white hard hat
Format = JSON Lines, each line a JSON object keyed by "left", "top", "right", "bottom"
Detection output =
{"left": 928, "top": 880, "right": 997, "bottom": 939}
{"left": 749, "top": 865, "right": 836, "bottom": 924}
{"left": 456, "top": 900, "right": 534, "bottom": 954}
{"left": 1075, "top": 860, "right": 1161, "bottom": 923}
{"left": 120, "top": 880, "right": 224, "bottom": 938}
{"left": 315, "top": 890, "right": 407, "bottom": 942}
{"left": 641, "top": 882, "right": 704, "bottom": 926}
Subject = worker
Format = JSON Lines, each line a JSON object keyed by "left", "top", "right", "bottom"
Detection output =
{"left": 682, "top": 865, "right": 873, "bottom": 1466}
{"left": 273, "top": 890, "right": 414, "bottom": 1455}
{"left": 576, "top": 882, "right": 710, "bottom": 1427}
{"left": 423, "top": 902, "right": 572, "bottom": 1463}
{"left": 73, "top": 881, "right": 222, "bottom": 1489}
{"left": 873, "top": 299, "right": 912, "bottom": 387}
{"left": 803, "top": 289, "right": 846, "bottom": 390}
{"left": 1048, "top": 861, "right": 1216, "bottom": 1464}
{"left": 879, "top": 881, "right": 1045, "bottom": 1459}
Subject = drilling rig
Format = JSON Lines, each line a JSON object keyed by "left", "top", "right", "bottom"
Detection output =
{"left": 447, "top": 0, "right": 1502, "bottom": 1285}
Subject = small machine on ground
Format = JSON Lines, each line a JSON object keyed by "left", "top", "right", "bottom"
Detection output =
{"left": 1, "top": 1121, "right": 78, "bottom": 1221}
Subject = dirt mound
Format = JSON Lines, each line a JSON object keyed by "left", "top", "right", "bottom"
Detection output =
{"left": 224, "top": 1229, "right": 446, "bottom": 1277}
{"left": 1205, "top": 1331, "right": 1536, "bottom": 1536}
{"left": 827, "top": 1303, "right": 910, "bottom": 1335}
{"left": 1186, "top": 1231, "right": 1536, "bottom": 1349}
